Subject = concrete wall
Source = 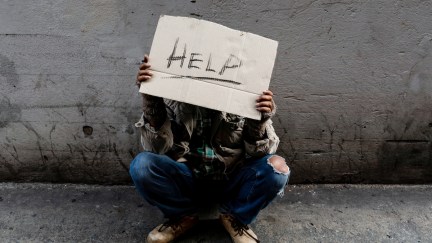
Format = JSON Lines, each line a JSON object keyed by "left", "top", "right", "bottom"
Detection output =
{"left": 1, "top": 0, "right": 432, "bottom": 184}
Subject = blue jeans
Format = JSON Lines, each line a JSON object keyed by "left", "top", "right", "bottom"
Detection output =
{"left": 129, "top": 152, "right": 290, "bottom": 225}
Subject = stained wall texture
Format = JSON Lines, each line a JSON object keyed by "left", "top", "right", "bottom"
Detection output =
{"left": 1, "top": 0, "right": 432, "bottom": 184}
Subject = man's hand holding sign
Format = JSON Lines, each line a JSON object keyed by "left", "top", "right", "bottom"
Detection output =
{"left": 137, "top": 55, "right": 275, "bottom": 119}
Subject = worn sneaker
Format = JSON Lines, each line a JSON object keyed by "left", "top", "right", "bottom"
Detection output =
{"left": 146, "top": 215, "right": 199, "bottom": 243}
{"left": 220, "top": 214, "right": 260, "bottom": 243}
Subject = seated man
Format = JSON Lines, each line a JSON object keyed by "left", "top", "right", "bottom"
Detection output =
{"left": 130, "top": 55, "right": 290, "bottom": 243}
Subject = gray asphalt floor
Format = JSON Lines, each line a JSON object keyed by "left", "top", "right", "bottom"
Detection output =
{"left": 0, "top": 183, "right": 431, "bottom": 242}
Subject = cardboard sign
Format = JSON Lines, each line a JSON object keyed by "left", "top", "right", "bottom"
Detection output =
{"left": 140, "top": 15, "right": 278, "bottom": 120}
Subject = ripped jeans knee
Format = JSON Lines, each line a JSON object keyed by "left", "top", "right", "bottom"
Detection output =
{"left": 267, "top": 155, "right": 290, "bottom": 197}
{"left": 267, "top": 155, "right": 290, "bottom": 175}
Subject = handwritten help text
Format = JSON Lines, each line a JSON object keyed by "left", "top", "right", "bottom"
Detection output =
{"left": 165, "top": 37, "right": 242, "bottom": 85}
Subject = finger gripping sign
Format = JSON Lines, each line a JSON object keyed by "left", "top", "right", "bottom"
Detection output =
{"left": 140, "top": 15, "right": 278, "bottom": 120}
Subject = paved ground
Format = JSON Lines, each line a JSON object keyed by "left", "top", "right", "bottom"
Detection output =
{"left": 0, "top": 183, "right": 431, "bottom": 243}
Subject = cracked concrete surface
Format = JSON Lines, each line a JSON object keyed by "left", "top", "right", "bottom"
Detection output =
{"left": 0, "top": 183, "right": 431, "bottom": 242}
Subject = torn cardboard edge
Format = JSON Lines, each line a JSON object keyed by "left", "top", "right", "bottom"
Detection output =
{"left": 140, "top": 71, "right": 261, "bottom": 119}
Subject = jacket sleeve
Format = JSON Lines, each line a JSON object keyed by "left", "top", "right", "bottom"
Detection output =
{"left": 243, "top": 102, "right": 280, "bottom": 157}
{"left": 135, "top": 95, "right": 173, "bottom": 154}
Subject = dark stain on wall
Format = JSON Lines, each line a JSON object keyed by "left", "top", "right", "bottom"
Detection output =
{"left": 377, "top": 140, "right": 432, "bottom": 183}
{"left": 0, "top": 54, "right": 21, "bottom": 128}
{"left": 0, "top": 95, "right": 21, "bottom": 128}
{"left": 0, "top": 54, "right": 19, "bottom": 88}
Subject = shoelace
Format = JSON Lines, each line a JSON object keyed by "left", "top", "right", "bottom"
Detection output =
{"left": 229, "top": 217, "right": 260, "bottom": 243}
{"left": 158, "top": 218, "right": 182, "bottom": 232}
